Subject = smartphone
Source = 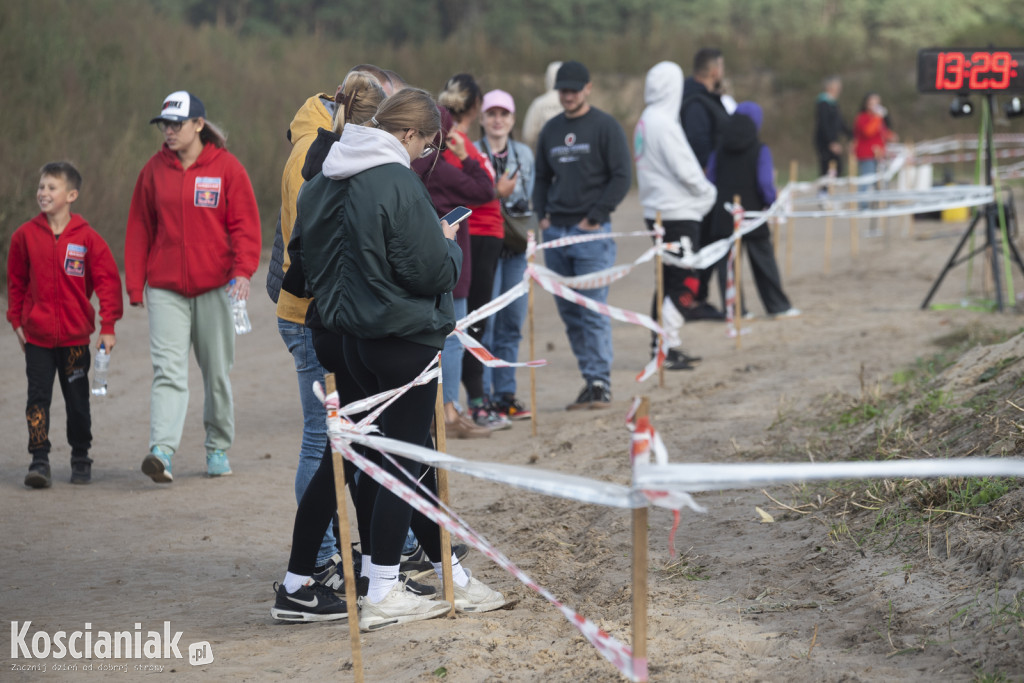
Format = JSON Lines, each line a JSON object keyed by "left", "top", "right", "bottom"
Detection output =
{"left": 441, "top": 206, "right": 472, "bottom": 226}
{"left": 505, "top": 163, "right": 519, "bottom": 178}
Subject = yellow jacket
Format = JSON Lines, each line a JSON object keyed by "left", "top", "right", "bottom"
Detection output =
{"left": 277, "top": 93, "right": 335, "bottom": 323}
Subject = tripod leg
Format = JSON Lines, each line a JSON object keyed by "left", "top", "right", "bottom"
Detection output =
{"left": 921, "top": 211, "right": 982, "bottom": 309}
{"left": 986, "top": 203, "right": 1005, "bottom": 312}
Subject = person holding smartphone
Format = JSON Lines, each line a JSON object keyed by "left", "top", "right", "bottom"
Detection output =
{"left": 475, "top": 89, "right": 535, "bottom": 420}
{"left": 273, "top": 89, "right": 505, "bottom": 628}
{"left": 438, "top": 74, "right": 516, "bottom": 430}
{"left": 412, "top": 105, "right": 495, "bottom": 439}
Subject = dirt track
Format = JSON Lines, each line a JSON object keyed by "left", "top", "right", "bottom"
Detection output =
{"left": 2, "top": 190, "right": 1022, "bottom": 681}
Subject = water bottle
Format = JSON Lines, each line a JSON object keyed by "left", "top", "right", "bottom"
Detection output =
{"left": 229, "top": 279, "right": 252, "bottom": 335}
{"left": 92, "top": 344, "right": 110, "bottom": 396}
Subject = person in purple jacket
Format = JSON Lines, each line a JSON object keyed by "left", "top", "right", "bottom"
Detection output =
{"left": 706, "top": 101, "right": 799, "bottom": 318}
{"left": 411, "top": 105, "right": 494, "bottom": 439}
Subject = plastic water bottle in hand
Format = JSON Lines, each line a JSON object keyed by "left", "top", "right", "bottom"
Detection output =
{"left": 92, "top": 344, "right": 110, "bottom": 396}
{"left": 229, "top": 279, "right": 252, "bottom": 335}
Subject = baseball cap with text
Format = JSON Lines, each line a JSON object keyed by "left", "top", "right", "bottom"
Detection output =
{"left": 150, "top": 91, "right": 206, "bottom": 124}
{"left": 554, "top": 61, "right": 590, "bottom": 91}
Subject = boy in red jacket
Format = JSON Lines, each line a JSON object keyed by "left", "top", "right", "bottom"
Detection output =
{"left": 6, "top": 162, "right": 124, "bottom": 487}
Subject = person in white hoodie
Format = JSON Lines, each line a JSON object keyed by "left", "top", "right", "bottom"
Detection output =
{"left": 634, "top": 61, "right": 717, "bottom": 369}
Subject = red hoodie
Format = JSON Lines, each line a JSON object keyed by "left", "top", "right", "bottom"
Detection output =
{"left": 6, "top": 213, "right": 123, "bottom": 347}
{"left": 124, "top": 142, "right": 261, "bottom": 303}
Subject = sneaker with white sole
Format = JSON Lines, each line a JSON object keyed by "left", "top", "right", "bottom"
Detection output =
{"left": 400, "top": 542, "right": 470, "bottom": 582}
{"left": 270, "top": 581, "right": 349, "bottom": 622}
{"left": 141, "top": 446, "right": 173, "bottom": 483}
{"left": 206, "top": 449, "right": 232, "bottom": 477}
{"left": 357, "top": 582, "right": 451, "bottom": 631}
{"left": 453, "top": 570, "right": 506, "bottom": 613}
{"left": 314, "top": 553, "right": 436, "bottom": 598}
{"left": 773, "top": 308, "right": 801, "bottom": 319}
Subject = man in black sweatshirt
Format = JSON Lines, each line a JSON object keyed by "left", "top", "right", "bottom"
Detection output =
{"left": 533, "top": 60, "right": 632, "bottom": 410}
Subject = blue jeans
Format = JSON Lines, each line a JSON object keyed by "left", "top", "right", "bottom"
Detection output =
{"left": 857, "top": 158, "right": 878, "bottom": 211}
{"left": 542, "top": 222, "right": 615, "bottom": 385}
{"left": 441, "top": 297, "right": 467, "bottom": 405}
{"left": 482, "top": 252, "right": 529, "bottom": 399}
{"left": 277, "top": 318, "right": 336, "bottom": 566}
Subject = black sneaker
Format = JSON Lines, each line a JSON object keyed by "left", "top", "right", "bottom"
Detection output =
{"left": 400, "top": 543, "right": 469, "bottom": 582}
{"left": 271, "top": 581, "right": 348, "bottom": 622}
{"left": 681, "top": 302, "right": 725, "bottom": 321}
{"left": 70, "top": 461, "right": 92, "bottom": 485}
{"left": 664, "top": 349, "right": 696, "bottom": 371}
{"left": 589, "top": 380, "right": 612, "bottom": 408}
{"left": 24, "top": 461, "right": 52, "bottom": 489}
{"left": 567, "top": 383, "right": 596, "bottom": 411}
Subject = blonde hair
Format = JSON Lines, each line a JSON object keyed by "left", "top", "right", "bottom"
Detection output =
{"left": 366, "top": 88, "right": 440, "bottom": 139}
{"left": 437, "top": 73, "right": 482, "bottom": 122}
{"left": 333, "top": 71, "right": 386, "bottom": 134}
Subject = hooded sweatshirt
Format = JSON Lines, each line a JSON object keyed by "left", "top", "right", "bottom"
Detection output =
{"left": 124, "top": 143, "right": 261, "bottom": 303}
{"left": 297, "top": 124, "right": 462, "bottom": 350}
{"left": 634, "top": 61, "right": 717, "bottom": 222}
{"left": 7, "top": 213, "right": 123, "bottom": 347}
{"left": 276, "top": 93, "right": 336, "bottom": 323}
{"left": 707, "top": 101, "right": 776, "bottom": 240}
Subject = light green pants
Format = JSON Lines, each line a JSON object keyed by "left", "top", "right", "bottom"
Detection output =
{"left": 145, "top": 286, "right": 235, "bottom": 455}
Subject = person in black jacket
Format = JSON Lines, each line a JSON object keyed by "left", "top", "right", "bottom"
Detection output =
{"left": 272, "top": 89, "right": 506, "bottom": 630}
{"left": 682, "top": 48, "right": 730, "bottom": 320}
{"left": 707, "top": 101, "right": 798, "bottom": 319}
{"left": 813, "top": 75, "right": 851, "bottom": 183}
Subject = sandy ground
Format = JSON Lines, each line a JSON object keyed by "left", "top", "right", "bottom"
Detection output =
{"left": 2, "top": 189, "right": 1022, "bottom": 681}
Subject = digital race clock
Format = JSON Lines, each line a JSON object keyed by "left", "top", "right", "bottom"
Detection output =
{"left": 918, "top": 48, "right": 1024, "bottom": 93}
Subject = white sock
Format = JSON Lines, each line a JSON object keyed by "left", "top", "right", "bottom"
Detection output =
{"left": 366, "top": 561, "right": 400, "bottom": 603}
{"left": 283, "top": 572, "right": 310, "bottom": 594}
{"left": 433, "top": 555, "right": 470, "bottom": 588}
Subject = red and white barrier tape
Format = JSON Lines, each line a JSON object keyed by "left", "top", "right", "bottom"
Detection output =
{"left": 453, "top": 329, "right": 547, "bottom": 368}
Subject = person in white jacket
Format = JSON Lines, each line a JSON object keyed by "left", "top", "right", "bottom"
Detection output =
{"left": 634, "top": 61, "right": 718, "bottom": 369}
{"left": 521, "top": 61, "right": 563, "bottom": 150}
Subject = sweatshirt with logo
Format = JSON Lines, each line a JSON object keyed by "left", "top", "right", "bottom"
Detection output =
{"left": 124, "top": 142, "right": 261, "bottom": 304}
{"left": 7, "top": 213, "right": 123, "bottom": 347}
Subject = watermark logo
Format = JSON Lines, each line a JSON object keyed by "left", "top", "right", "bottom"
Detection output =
{"left": 10, "top": 621, "right": 212, "bottom": 666}
{"left": 189, "top": 641, "right": 214, "bottom": 666}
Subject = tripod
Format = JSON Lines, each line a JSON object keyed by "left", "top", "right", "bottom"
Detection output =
{"left": 921, "top": 93, "right": 1024, "bottom": 311}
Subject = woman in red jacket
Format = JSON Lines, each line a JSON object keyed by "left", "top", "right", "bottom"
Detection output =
{"left": 124, "top": 91, "right": 261, "bottom": 483}
{"left": 438, "top": 74, "right": 517, "bottom": 430}
{"left": 853, "top": 92, "right": 896, "bottom": 230}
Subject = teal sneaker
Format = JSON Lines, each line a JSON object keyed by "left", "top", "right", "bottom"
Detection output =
{"left": 206, "top": 450, "right": 232, "bottom": 477}
{"left": 141, "top": 446, "right": 173, "bottom": 483}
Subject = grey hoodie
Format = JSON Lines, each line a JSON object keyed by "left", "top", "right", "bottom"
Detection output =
{"left": 634, "top": 61, "right": 717, "bottom": 222}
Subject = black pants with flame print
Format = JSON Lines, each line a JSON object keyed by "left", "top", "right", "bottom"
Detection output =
{"left": 25, "top": 343, "right": 92, "bottom": 464}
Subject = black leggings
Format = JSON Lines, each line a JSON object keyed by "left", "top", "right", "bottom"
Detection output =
{"left": 462, "top": 234, "right": 503, "bottom": 401}
{"left": 287, "top": 332, "right": 443, "bottom": 575}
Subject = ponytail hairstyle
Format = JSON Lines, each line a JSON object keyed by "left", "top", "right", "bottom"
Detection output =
{"left": 333, "top": 70, "right": 387, "bottom": 134}
{"left": 437, "top": 73, "right": 482, "bottom": 123}
{"left": 366, "top": 88, "right": 440, "bottom": 142}
{"left": 199, "top": 120, "right": 227, "bottom": 149}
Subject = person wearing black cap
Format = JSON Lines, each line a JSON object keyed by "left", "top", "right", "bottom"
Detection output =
{"left": 532, "top": 60, "right": 632, "bottom": 410}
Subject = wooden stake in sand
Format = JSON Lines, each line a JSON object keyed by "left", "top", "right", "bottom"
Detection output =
{"left": 733, "top": 195, "right": 744, "bottom": 351}
{"left": 432, "top": 372, "right": 456, "bottom": 615}
{"left": 848, "top": 153, "right": 859, "bottom": 258}
{"left": 825, "top": 160, "right": 835, "bottom": 274}
{"left": 324, "top": 373, "right": 364, "bottom": 683}
{"left": 786, "top": 160, "right": 797, "bottom": 279}
{"left": 528, "top": 230, "right": 538, "bottom": 437}
{"left": 654, "top": 212, "right": 665, "bottom": 388}
{"left": 631, "top": 397, "right": 651, "bottom": 681}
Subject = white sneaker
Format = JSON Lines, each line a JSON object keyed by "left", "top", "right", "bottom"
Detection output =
{"left": 774, "top": 308, "right": 801, "bottom": 318}
{"left": 357, "top": 582, "right": 450, "bottom": 631}
{"left": 453, "top": 570, "right": 506, "bottom": 613}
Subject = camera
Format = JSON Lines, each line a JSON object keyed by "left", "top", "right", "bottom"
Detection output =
{"left": 505, "top": 198, "right": 530, "bottom": 216}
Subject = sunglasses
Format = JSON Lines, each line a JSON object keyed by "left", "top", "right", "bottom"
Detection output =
{"left": 156, "top": 119, "right": 193, "bottom": 133}
{"left": 420, "top": 143, "right": 438, "bottom": 159}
